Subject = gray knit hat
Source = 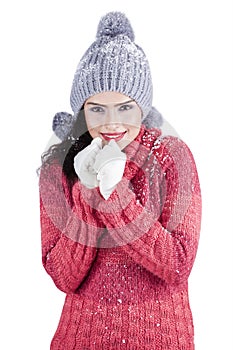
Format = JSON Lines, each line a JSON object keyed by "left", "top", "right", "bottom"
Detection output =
{"left": 53, "top": 11, "right": 163, "bottom": 141}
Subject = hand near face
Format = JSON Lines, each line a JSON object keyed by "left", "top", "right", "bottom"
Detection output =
{"left": 73, "top": 137, "right": 102, "bottom": 189}
{"left": 94, "top": 140, "right": 126, "bottom": 199}
{"left": 74, "top": 137, "right": 126, "bottom": 200}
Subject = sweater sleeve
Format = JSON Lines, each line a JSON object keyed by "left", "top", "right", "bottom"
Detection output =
{"left": 39, "top": 163, "right": 104, "bottom": 293}
{"left": 97, "top": 137, "right": 202, "bottom": 285}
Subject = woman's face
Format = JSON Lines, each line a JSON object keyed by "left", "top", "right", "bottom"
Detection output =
{"left": 84, "top": 91, "right": 142, "bottom": 149}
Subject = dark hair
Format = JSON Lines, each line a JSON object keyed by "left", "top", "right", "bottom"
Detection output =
{"left": 40, "top": 109, "right": 92, "bottom": 185}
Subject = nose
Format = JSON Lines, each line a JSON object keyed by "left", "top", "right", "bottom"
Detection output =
{"left": 104, "top": 108, "right": 121, "bottom": 128}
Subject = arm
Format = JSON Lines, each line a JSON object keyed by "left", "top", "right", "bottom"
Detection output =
{"left": 39, "top": 163, "right": 104, "bottom": 293}
{"left": 97, "top": 137, "right": 202, "bottom": 285}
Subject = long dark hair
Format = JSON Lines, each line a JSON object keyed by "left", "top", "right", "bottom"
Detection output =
{"left": 40, "top": 109, "right": 92, "bottom": 185}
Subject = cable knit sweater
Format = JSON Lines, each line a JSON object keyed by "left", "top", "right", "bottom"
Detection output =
{"left": 39, "top": 126, "right": 202, "bottom": 350}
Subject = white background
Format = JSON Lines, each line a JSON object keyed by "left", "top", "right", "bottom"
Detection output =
{"left": 0, "top": 0, "right": 232, "bottom": 349}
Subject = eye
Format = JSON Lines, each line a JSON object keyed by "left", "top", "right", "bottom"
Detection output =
{"left": 119, "top": 104, "right": 133, "bottom": 112}
{"left": 90, "top": 106, "right": 105, "bottom": 113}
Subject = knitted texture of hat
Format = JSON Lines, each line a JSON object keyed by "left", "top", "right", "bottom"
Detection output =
{"left": 70, "top": 11, "right": 153, "bottom": 119}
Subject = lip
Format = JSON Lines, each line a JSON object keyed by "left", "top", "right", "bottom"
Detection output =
{"left": 100, "top": 131, "right": 127, "bottom": 142}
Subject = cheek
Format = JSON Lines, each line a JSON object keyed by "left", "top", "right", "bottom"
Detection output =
{"left": 125, "top": 109, "right": 142, "bottom": 129}
{"left": 87, "top": 127, "right": 99, "bottom": 140}
{"left": 126, "top": 114, "right": 142, "bottom": 133}
{"left": 85, "top": 116, "right": 101, "bottom": 135}
{"left": 128, "top": 125, "right": 141, "bottom": 140}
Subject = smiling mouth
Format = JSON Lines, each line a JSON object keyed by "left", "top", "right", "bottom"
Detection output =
{"left": 100, "top": 131, "right": 127, "bottom": 142}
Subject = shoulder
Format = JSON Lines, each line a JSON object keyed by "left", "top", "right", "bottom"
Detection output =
{"left": 139, "top": 127, "right": 197, "bottom": 163}
{"left": 145, "top": 130, "right": 195, "bottom": 165}
{"left": 155, "top": 135, "right": 201, "bottom": 195}
{"left": 39, "top": 160, "right": 74, "bottom": 202}
{"left": 39, "top": 160, "right": 64, "bottom": 186}
{"left": 161, "top": 135, "right": 197, "bottom": 166}
{"left": 141, "top": 129, "right": 199, "bottom": 182}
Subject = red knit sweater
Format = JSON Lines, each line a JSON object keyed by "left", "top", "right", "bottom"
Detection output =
{"left": 40, "top": 127, "right": 201, "bottom": 350}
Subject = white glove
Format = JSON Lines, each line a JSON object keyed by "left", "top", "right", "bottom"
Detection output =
{"left": 73, "top": 137, "right": 102, "bottom": 188}
{"left": 93, "top": 140, "right": 126, "bottom": 199}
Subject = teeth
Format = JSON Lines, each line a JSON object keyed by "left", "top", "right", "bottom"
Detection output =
{"left": 103, "top": 133, "right": 124, "bottom": 139}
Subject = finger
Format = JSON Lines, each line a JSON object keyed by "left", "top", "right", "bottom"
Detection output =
{"left": 91, "top": 137, "right": 103, "bottom": 149}
{"left": 107, "top": 139, "right": 119, "bottom": 149}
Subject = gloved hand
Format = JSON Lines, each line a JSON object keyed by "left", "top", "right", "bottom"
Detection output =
{"left": 74, "top": 137, "right": 102, "bottom": 189}
{"left": 93, "top": 140, "right": 126, "bottom": 200}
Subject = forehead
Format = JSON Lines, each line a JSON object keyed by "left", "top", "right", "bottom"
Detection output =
{"left": 85, "top": 91, "right": 132, "bottom": 105}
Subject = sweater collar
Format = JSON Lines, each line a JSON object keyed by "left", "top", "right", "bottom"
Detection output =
{"left": 123, "top": 125, "right": 162, "bottom": 180}
{"left": 124, "top": 125, "right": 162, "bottom": 159}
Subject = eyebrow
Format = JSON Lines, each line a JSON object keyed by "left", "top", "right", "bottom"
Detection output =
{"left": 86, "top": 99, "right": 134, "bottom": 107}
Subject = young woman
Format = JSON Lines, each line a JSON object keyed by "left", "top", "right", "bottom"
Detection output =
{"left": 39, "top": 11, "right": 202, "bottom": 350}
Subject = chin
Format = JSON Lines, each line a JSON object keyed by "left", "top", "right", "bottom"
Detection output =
{"left": 117, "top": 138, "right": 132, "bottom": 150}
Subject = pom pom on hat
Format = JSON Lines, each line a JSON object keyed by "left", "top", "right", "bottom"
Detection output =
{"left": 52, "top": 112, "right": 75, "bottom": 141}
{"left": 142, "top": 107, "right": 163, "bottom": 129}
{"left": 96, "top": 11, "right": 135, "bottom": 41}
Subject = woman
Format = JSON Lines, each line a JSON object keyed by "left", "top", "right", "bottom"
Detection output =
{"left": 39, "top": 11, "right": 202, "bottom": 349}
